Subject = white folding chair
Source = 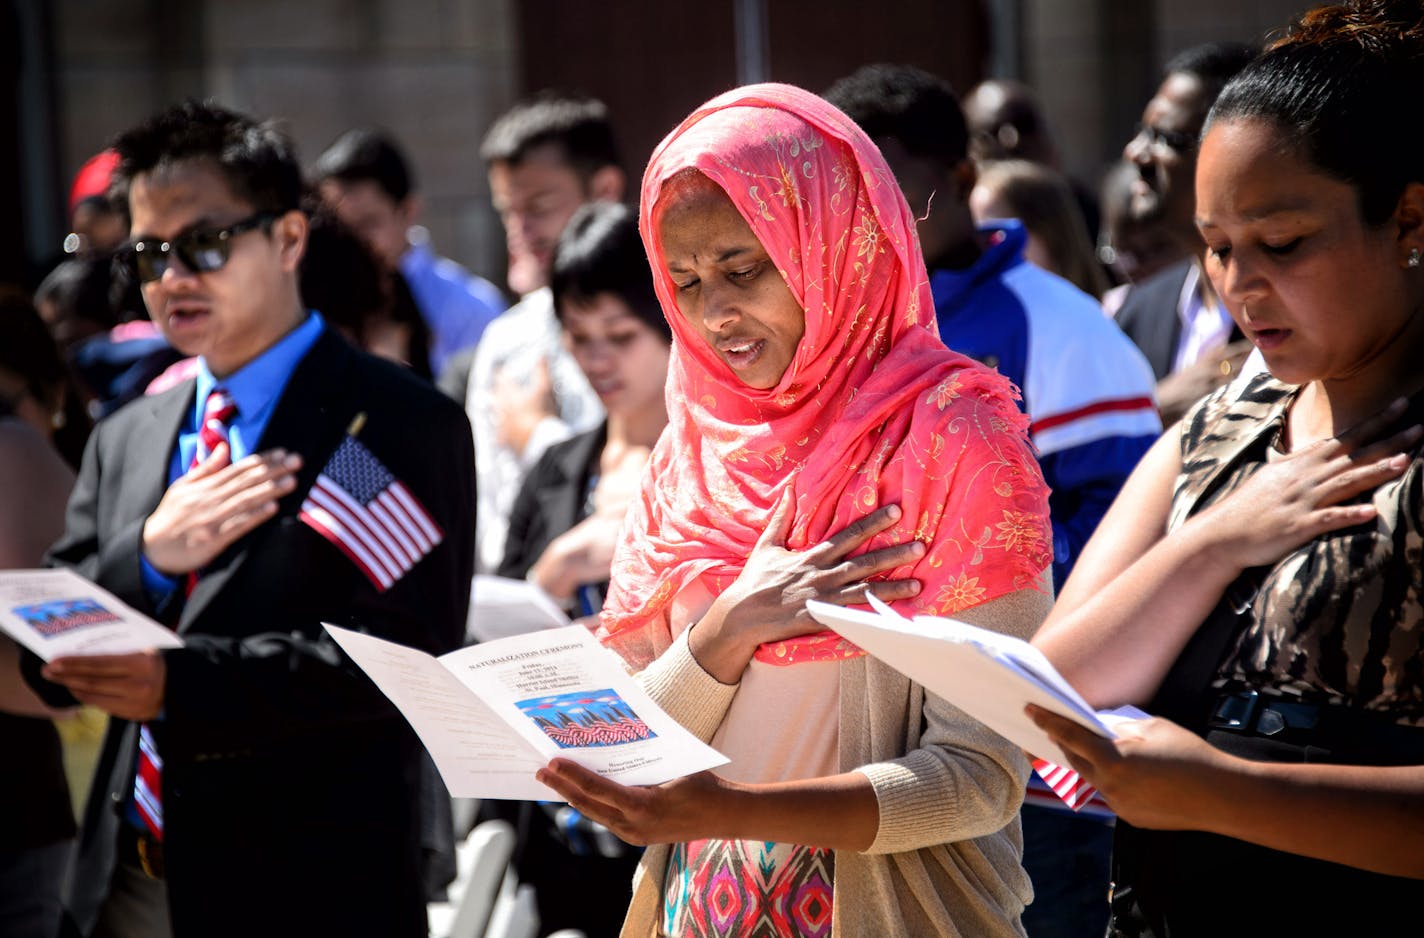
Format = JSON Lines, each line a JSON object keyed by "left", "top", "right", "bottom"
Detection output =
{"left": 440, "top": 818, "right": 519, "bottom": 938}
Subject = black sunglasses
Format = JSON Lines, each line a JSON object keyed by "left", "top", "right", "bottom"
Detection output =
{"left": 121, "top": 212, "right": 278, "bottom": 283}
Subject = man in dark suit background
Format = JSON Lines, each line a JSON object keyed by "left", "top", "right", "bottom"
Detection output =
{"left": 1114, "top": 43, "right": 1257, "bottom": 424}
{"left": 25, "top": 101, "right": 475, "bottom": 938}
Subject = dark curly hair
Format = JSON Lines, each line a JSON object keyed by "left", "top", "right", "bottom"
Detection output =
{"left": 109, "top": 99, "right": 304, "bottom": 220}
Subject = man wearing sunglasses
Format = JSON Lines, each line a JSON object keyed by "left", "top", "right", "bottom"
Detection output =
{"left": 1115, "top": 42, "right": 1258, "bottom": 425}
{"left": 22, "top": 100, "right": 475, "bottom": 938}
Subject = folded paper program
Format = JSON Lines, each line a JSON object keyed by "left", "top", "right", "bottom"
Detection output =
{"left": 806, "top": 593, "right": 1147, "bottom": 811}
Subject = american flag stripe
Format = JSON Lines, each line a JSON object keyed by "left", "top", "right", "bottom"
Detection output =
{"left": 367, "top": 497, "right": 420, "bottom": 565}
{"left": 304, "top": 490, "right": 398, "bottom": 586}
{"left": 310, "top": 481, "right": 406, "bottom": 582}
{"left": 303, "top": 489, "right": 401, "bottom": 588}
{"left": 373, "top": 490, "right": 433, "bottom": 560}
{"left": 298, "top": 434, "right": 443, "bottom": 592}
{"left": 389, "top": 481, "right": 442, "bottom": 544}
{"left": 299, "top": 506, "right": 393, "bottom": 590}
{"left": 1032, "top": 757, "right": 1100, "bottom": 810}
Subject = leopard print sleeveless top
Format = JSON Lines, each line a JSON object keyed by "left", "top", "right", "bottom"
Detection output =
{"left": 1169, "top": 374, "right": 1424, "bottom": 723}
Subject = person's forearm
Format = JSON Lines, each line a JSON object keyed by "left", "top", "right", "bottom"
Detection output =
{"left": 529, "top": 545, "right": 576, "bottom": 602}
{"left": 1199, "top": 757, "right": 1424, "bottom": 879}
{"left": 635, "top": 629, "right": 739, "bottom": 742}
{"left": 687, "top": 600, "right": 759, "bottom": 686}
{"left": 1034, "top": 515, "right": 1241, "bottom": 708}
{"left": 716, "top": 772, "right": 881, "bottom": 851}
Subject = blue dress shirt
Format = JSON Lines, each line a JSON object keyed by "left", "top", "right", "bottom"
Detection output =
{"left": 140, "top": 313, "right": 327, "bottom": 599}
{"left": 399, "top": 242, "right": 506, "bottom": 375}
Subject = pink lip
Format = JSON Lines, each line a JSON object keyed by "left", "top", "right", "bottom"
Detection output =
{"left": 1251, "top": 328, "right": 1291, "bottom": 350}
{"left": 164, "top": 304, "right": 211, "bottom": 329}
{"left": 716, "top": 337, "right": 765, "bottom": 371}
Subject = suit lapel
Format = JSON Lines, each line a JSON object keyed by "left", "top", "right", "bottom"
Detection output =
{"left": 542, "top": 425, "right": 605, "bottom": 535}
{"left": 179, "top": 331, "right": 358, "bottom": 631}
{"left": 135, "top": 384, "right": 196, "bottom": 521}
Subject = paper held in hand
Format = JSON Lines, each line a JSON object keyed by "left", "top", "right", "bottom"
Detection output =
{"left": 324, "top": 623, "right": 729, "bottom": 801}
{"left": 805, "top": 594, "right": 1146, "bottom": 767}
{"left": 466, "top": 574, "right": 571, "bottom": 642}
{"left": 0, "top": 568, "right": 183, "bottom": 661}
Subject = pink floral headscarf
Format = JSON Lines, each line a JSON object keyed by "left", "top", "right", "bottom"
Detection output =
{"left": 599, "top": 83, "right": 1050, "bottom": 670}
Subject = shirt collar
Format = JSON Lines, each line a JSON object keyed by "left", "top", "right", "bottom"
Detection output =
{"left": 194, "top": 312, "right": 326, "bottom": 424}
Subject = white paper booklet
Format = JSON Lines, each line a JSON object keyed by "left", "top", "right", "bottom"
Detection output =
{"left": 806, "top": 594, "right": 1146, "bottom": 765}
{"left": 324, "top": 623, "right": 729, "bottom": 800}
{"left": 467, "top": 574, "right": 572, "bottom": 642}
{"left": 0, "top": 568, "right": 183, "bottom": 661}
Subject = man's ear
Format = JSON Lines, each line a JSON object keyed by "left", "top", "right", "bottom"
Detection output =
{"left": 951, "top": 157, "right": 978, "bottom": 204}
{"left": 399, "top": 193, "right": 424, "bottom": 227}
{"left": 589, "top": 165, "right": 626, "bottom": 204}
{"left": 274, "top": 209, "right": 309, "bottom": 272}
{"left": 1394, "top": 181, "right": 1424, "bottom": 267}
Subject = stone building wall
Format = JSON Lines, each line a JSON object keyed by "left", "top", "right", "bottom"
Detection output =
{"left": 51, "top": 0, "right": 519, "bottom": 289}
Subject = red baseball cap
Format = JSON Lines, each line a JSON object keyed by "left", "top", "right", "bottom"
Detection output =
{"left": 69, "top": 150, "right": 120, "bottom": 216}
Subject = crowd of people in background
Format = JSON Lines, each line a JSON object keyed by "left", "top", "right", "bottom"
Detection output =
{"left": 2, "top": 1, "right": 1422, "bottom": 936}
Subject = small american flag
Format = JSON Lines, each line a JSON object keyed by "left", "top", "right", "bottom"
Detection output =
{"left": 1031, "top": 757, "right": 1100, "bottom": 811}
{"left": 299, "top": 430, "right": 443, "bottom": 592}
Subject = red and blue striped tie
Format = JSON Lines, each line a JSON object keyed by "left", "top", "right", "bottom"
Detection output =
{"left": 132, "top": 387, "right": 237, "bottom": 841}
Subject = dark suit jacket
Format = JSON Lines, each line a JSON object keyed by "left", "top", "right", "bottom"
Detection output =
{"left": 1113, "top": 259, "right": 1194, "bottom": 381}
{"left": 27, "top": 329, "right": 475, "bottom": 938}
{"left": 497, "top": 422, "right": 605, "bottom": 583}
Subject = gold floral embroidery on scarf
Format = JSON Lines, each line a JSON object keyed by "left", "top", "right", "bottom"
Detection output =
{"left": 935, "top": 573, "right": 987, "bottom": 613}
{"left": 926, "top": 375, "right": 964, "bottom": 410}
{"left": 995, "top": 510, "right": 1044, "bottom": 554}
{"left": 747, "top": 184, "right": 775, "bottom": 221}
{"left": 914, "top": 509, "right": 937, "bottom": 544}
{"left": 866, "top": 323, "right": 888, "bottom": 360}
{"left": 852, "top": 216, "right": 884, "bottom": 260}
{"left": 903, "top": 290, "right": 923, "bottom": 329}
{"left": 967, "top": 525, "right": 992, "bottom": 566}
{"left": 774, "top": 161, "right": 802, "bottom": 209}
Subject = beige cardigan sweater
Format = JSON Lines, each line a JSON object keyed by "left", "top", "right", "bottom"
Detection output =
{"left": 618, "top": 617, "right": 1038, "bottom": 938}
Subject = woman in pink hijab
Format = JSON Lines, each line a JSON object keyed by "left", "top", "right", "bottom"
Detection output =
{"left": 537, "top": 84, "right": 1053, "bottom": 937}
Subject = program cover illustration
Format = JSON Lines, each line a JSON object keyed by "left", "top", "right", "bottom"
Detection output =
{"left": 13, "top": 598, "right": 122, "bottom": 639}
{"left": 516, "top": 688, "right": 657, "bottom": 749}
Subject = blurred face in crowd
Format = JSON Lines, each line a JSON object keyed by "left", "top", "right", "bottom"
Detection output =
{"left": 874, "top": 136, "right": 978, "bottom": 269}
{"left": 318, "top": 178, "right": 414, "bottom": 268}
{"left": 1124, "top": 72, "right": 1210, "bottom": 239}
{"left": 968, "top": 183, "right": 1056, "bottom": 274}
{"left": 128, "top": 160, "right": 307, "bottom": 378}
{"left": 490, "top": 143, "right": 618, "bottom": 296}
{"left": 0, "top": 366, "right": 58, "bottom": 441}
{"left": 658, "top": 176, "right": 806, "bottom": 391}
{"left": 69, "top": 199, "right": 129, "bottom": 255}
{"left": 560, "top": 294, "right": 670, "bottom": 418}
{"left": 1195, "top": 118, "right": 1421, "bottom": 387}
